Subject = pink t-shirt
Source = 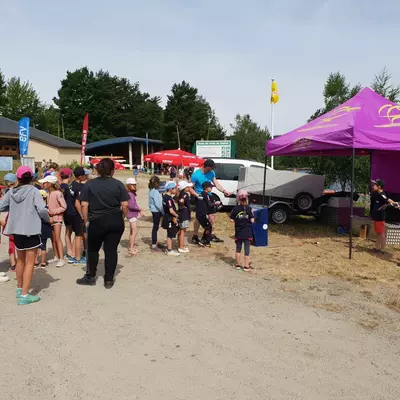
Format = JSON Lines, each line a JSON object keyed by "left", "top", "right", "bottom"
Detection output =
{"left": 47, "top": 190, "right": 67, "bottom": 222}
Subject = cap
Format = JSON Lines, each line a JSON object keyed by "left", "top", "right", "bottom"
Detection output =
{"left": 202, "top": 181, "right": 213, "bottom": 190}
{"left": 204, "top": 159, "right": 215, "bottom": 169}
{"left": 178, "top": 181, "right": 193, "bottom": 190}
{"left": 371, "top": 179, "right": 385, "bottom": 188}
{"left": 126, "top": 178, "right": 137, "bottom": 185}
{"left": 237, "top": 189, "right": 249, "bottom": 200}
{"left": 60, "top": 168, "right": 73, "bottom": 178}
{"left": 39, "top": 175, "right": 58, "bottom": 184}
{"left": 165, "top": 181, "right": 177, "bottom": 191}
{"left": 4, "top": 173, "right": 17, "bottom": 183}
{"left": 73, "top": 167, "right": 85, "bottom": 177}
{"left": 16, "top": 166, "right": 33, "bottom": 179}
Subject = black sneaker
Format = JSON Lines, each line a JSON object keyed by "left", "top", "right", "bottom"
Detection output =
{"left": 211, "top": 236, "right": 224, "bottom": 243}
{"left": 191, "top": 235, "right": 200, "bottom": 245}
{"left": 76, "top": 275, "right": 96, "bottom": 286}
{"left": 104, "top": 280, "right": 114, "bottom": 289}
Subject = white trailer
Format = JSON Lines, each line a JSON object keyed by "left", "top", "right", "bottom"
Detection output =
{"left": 237, "top": 166, "right": 325, "bottom": 224}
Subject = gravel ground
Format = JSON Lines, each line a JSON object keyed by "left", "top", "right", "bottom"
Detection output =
{"left": 0, "top": 176, "right": 399, "bottom": 400}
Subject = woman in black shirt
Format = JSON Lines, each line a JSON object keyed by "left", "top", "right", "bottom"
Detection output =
{"left": 77, "top": 159, "right": 130, "bottom": 289}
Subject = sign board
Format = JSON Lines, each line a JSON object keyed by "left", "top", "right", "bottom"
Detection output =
{"left": 21, "top": 157, "right": 35, "bottom": 173}
{"left": 0, "top": 157, "right": 13, "bottom": 172}
{"left": 194, "top": 140, "right": 235, "bottom": 158}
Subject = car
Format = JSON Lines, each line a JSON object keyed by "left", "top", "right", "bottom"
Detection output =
{"left": 209, "top": 158, "right": 273, "bottom": 207}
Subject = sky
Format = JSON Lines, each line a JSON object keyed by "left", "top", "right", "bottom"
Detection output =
{"left": 1, "top": 0, "right": 399, "bottom": 137}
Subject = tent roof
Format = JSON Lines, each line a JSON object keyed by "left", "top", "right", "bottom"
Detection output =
{"left": 266, "top": 88, "right": 400, "bottom": 156}
{"left": 86, "top": 136, "right": 162, "bottom": 151}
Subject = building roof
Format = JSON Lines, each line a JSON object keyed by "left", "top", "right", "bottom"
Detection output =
{"left": 0, "top": 116, "right": 80, "bottom": 149}
{"left": 86, "top": 136, "right": 163, "bottom": 151}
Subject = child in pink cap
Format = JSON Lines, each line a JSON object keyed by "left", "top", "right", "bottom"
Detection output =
{"left": 0, "top": 166, "right": 50, "bottom": 305}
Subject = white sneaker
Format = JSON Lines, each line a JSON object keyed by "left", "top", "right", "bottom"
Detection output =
{"left": 0, "top": 276, "right": 10, "bottom": 283}
{"left": 178, "top": 248, "right": 190, "bottom": 253}
{"left": 56, "top": 260, "right": 65, "bottom": 268}
{"left": 49, "top": 258, "right": 59, "bottom": 264}
{"left": 0, "top": 272, "right": 6, "bottom": 277}
{"left": 166, "top": 250, "right": 180, "bottom": 256}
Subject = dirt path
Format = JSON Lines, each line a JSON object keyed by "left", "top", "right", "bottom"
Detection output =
{"left": 0, "top": 175, "right": 399, "bottom": 399}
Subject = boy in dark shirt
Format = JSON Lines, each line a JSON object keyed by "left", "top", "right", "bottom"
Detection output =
{"left": 370, "top": 179, "right": 398, "bottom": 253}
{"left": 195, "top": 182, "right": 221, "bottom": 246}
{"left": 177, "top": 181, "right": 192, "bottom": 253}
{"left": 230, "top": 190, "right": 254, "bottom": 271}
{"left": 162, "top": 182, "right": 180, "bottom": 256}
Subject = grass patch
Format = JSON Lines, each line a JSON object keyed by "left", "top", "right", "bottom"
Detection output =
{"left": 313, "top": 302, "right": 344, "bottom": 313}
{"left": 358, "top": 319, "right": 379, "bottom": 329}
{"left": 385, "top": 292, "right": 400, "bottom": 313}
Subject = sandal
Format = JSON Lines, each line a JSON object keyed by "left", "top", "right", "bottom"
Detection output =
{"left": 128, "top": 248, "right": 139, "bottom": 256}
{"left": 235, "top": 265, "right": 243, "bottom": 270}
{"left": 243, "top": 266, "right": 253, "bottom": 272}
{"left": 39, "top": 263, "right": 48, "bottom": 269}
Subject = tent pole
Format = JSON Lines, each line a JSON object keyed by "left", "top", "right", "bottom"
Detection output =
{"left": 349, "top": 147, "right": 355, "bottom": 260}
{"left": 262, "top": 155, "right": 267, "bottom": 207}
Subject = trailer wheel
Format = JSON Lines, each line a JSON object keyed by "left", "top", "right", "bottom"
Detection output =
{"left": 294, "top": 192, "right": 313, "bottom": 212}
{"left": 270, "top": 206, "right": 288, "bottom": 224}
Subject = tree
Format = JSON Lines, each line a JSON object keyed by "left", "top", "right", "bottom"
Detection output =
{"left": 54, "top": 67, "right": 164, "bottom": 143}
{"left": 231, "top": 114, "right": 270, "bottom": 163}
{"left": 371, "top": 67, "right": 400, "bottom": 102}
{"left": 164, "top": 81, "right": 225, "bottom": 150}
{"left": 0, "top": 69, "right": 6, "bottom": 111}
{"left": 1, "top": 76, "right": 42, "bottom": 125}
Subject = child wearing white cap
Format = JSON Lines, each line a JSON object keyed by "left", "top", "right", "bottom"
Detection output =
{"left": 177, "top": 181, "right": 193, "bottom": 253}
{"left": 126, "top": 178, "right": 142, "bottom": 256}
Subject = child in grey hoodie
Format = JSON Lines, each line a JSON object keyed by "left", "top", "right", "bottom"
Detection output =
{"left": 0, "top": 166, "right": 50, "bottom": 305}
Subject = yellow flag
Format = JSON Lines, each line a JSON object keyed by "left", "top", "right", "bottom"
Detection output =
{"left": 271, "top": 80, "right": 279, "bottom": 104}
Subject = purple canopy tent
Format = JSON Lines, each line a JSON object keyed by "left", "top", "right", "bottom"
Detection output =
{"left": 266, "top": 87, "right": 400, "bottom": 259}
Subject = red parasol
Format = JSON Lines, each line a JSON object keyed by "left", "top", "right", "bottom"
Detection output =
{"left": 91, "top": 158, "right": 126, "bottom": 170}
{"left": 144, "top": 149, "right": 204, "bottom": 167}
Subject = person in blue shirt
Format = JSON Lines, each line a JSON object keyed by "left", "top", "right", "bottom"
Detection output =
{"left": 148, "top": 175, "right": 164, "bottom": 251}
{"left": 190, "top": 159, "right": 231, "bottom": 244}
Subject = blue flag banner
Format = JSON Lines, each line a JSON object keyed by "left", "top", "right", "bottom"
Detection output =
{"left": 19, "top": 117, "right": 30, "bottom": 156}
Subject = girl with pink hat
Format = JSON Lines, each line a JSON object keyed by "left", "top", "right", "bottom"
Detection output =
{"left": 0, "top": 166, "right": 50, "bottom": 305}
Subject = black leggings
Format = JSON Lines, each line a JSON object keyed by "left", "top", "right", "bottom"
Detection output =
{"left": 197, "top": 215, "right": 212, "bottom": 243}
{"left": 152, "top": 212, "right": 162, "bottom": 245}
{"left": 87, "top": 212, "right": 125, "bottom": 282}
{"left": 236, "top": 239, "right": 251, "bottom": 256}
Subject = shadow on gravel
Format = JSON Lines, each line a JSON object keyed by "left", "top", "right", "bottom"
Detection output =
{"left": 31, "top": 269, "right": 60, "bottom": 294}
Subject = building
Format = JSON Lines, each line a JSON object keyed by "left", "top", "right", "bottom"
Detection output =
{"left": 85, "top": 137, "right": 163, "bottom": 169}
{"left": 0, "top": 116, "right": 81, "bottom": 164}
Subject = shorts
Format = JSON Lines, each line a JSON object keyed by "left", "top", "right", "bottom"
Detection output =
{"left": 65, "top": 215, "right": 83, "bottom": 236}
{"left": 374, "top": 221, "right": 385, "bottom": 235}
{"left": 8, "top": 236, "right": 15, "bottom": 255}
{"left": 40, "top": 238, "right": 49, "bottom": 251}
{"left": 179, "top": 220, "right": 190, "bottom": 229}
{"left": 129, "top": 217, "right": 138, "bottom": 223}
{"left": 163, "top": 216, "right": 179, "bottom": 238}
{"left": 14, "top": 234, "right": 42, "bottom": 251}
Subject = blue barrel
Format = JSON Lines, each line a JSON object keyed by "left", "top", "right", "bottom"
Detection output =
{"left": 251, "top": 207, "right": 268, "bottom": 247}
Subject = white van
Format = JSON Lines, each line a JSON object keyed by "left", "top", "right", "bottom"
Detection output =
{"left": 211, "top": 158, "right": 272, "bottom": 207}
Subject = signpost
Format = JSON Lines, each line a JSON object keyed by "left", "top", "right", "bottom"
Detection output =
{"left": 194, "top": 140, "right": 235, "bottom": 159}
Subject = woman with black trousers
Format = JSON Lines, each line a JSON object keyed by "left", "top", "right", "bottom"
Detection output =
{"left": 76, "top": 158, "right": 130, "bottom": 289}
{"left": 148, "top": 175, "right": 164, "bottom": 251}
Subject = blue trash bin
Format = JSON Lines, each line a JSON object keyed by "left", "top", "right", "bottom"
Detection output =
{"left": 251, "top": 206, "right": 268, "bottom": 247}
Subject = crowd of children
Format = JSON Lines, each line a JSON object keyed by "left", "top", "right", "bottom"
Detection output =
{"left": 0, "top": 162, "right": 256, "bottom": 302}
{"left": 0, "top": 165, "right": 92, "bottom": 302}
